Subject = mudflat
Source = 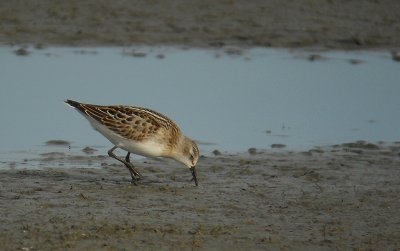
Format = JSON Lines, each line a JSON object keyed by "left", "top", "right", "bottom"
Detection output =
{"left": 0, "top": 142, "right": 399, "bottom": 250}
{"left": 0, "top": 0, "right": 399, "bottom": 49}
{"left": 1, "top": 1, "right": 399, "bottom": 250}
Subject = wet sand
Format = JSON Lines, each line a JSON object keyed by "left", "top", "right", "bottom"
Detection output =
{"left": 1, "top": 0, "right": 400, "bottom": 50}
{"left": 1, "top": 142, "right": 399, "bottom": 250}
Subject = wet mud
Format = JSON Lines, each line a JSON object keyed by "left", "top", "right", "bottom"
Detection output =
{"left": 1, "top": 0, "right": 400, "bottom": 50}
{"left": 0, "top": 142, "right": 399, "bottom": 250}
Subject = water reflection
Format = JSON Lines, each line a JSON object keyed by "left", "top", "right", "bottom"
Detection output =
{"left": 0, "top": 46, "right": 399, "bottom": 163}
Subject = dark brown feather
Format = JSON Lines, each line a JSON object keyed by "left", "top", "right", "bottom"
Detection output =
{"left": 68, "top": 100, "right": 181, "bottom": 143}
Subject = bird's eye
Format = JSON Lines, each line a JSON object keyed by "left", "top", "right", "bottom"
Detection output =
{"left": 190, "top": 154, "right": 195, "bottom": 165}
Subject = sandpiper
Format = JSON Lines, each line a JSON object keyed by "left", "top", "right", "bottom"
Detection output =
{"left": 65, "top": 100, "right": 199, "bottom": 186}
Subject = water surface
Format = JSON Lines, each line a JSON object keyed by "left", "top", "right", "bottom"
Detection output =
{"left": 1, "top": 46, "right": 399, "bottom": 165}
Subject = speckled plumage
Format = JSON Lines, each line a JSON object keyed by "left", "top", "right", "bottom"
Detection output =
{"left": 80, "top": 103, "right": 180, "bottom": 148}
{"left": 65, "top": 99, "right": 199, "bottom": 185}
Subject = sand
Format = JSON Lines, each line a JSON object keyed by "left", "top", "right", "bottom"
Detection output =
{"left": 0, "top": 142, "right": 399, "bottom": 250}
{"left": 1, "top": 0, "right": 400, "bottom": 50}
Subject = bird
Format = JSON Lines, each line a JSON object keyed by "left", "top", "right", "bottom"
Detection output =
{"left": 65, "top": 99, "right": 199, "bottom": 186}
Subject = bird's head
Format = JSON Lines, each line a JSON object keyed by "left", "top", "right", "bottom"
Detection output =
{"left": 174, "top": 136, "right": 199, "bottom": 186}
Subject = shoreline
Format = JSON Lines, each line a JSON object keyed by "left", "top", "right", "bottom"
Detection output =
{"left": 2, "top": 140, "right": 398, "bottom": 169}
{"left": 1, "top": 1, "right": 400, "bottom": 249}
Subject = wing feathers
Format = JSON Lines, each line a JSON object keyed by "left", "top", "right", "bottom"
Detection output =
{"left": 66, "top": 100, "right": 180, "bottom": 142}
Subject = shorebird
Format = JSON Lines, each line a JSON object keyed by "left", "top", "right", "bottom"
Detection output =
{"left": 65, "top": 100, "right": 199, "bottom": 186}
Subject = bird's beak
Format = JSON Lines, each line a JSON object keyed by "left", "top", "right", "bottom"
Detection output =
{"left": 190, "top": 166, "right": 198, "bottom": 186}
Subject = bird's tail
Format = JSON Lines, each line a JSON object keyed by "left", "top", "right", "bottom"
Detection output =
{"left": 64, "top": 99, "right": 81, "bottom": 108}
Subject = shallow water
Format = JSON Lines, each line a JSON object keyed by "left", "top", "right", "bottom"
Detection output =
{"left": 0, "top": 46, "right": 399, "bottom": 165}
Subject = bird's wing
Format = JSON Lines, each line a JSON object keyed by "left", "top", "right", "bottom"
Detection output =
{"left": 67, "top": 100, "right": 179, "bottom": 141}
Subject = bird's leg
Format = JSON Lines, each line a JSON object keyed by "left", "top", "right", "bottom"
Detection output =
{"left": 107, "top": 146, "right": 142, "bottom": 184}
{"left": 125, "top": 152, "right": 143, "bottom": 179}
{"left": 107, "top": 146, "right": 137, "bottom": 184}
{"left": 125, "top": 152, "right": 131, "bottom": 162}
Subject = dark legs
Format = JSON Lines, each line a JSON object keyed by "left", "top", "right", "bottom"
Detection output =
{"left": 125, "top": 151, "right": 143, "bottom": 179}
{"left": 125, "top": 152, "right": 131, "bottom": 163}
{"left": 107, "top": 146, "right": 142, "bottom": 184}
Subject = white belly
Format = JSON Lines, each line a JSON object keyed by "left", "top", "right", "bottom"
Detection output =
{"left": 86, "top": 116, "right": 165, "bottom": 157}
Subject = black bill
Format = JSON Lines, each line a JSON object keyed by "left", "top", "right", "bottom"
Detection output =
{"left": 190, "top": 166, "right": 198, "bottom": 186}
